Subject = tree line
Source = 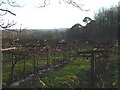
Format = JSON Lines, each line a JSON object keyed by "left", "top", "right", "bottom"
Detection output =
{"left": 66, "top": 6, "right": 118, "bottom": 45}
{"left": 2, "top": 6, "right": 118, "bottom": 46}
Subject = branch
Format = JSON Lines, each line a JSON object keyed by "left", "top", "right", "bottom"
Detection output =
{"left": 7, "top": 0, "right": 20, "bottom": 7}
{"left": 36, "top": 0, "right": 90, "bottom": 11}
{"left": 37, "top": 0, "right": 50, "bottom": 8}
{"left": 0, "top": 10, "right": 7, "bottom": 16}
{"left": 96, "top": 82, "right": 100, "bottom": 88}
{"left": 59, "top": 0, "right": 61, "bottom": 4}
{"left": 0, "top": 20, "right": 17, "bottom": 29}
{"left": 63, "top": 0, "right": 90, "bottom": 11}
{"left": 38, "top": 77, "right": 46, "bottom": 87}
{"left": 1, "top": 47, "right": 16, "bottom": 52}
{"left": 0, "top": 0, "right": 6, "bottom": 6}
{"left": 100, "top": 78, "right": 104, "bottom": 88}
{"left": 0, "top": 9, "right": 16, "bottom": 16}
{"left": 60, "top": 81, "right": 74, "bottom": 89}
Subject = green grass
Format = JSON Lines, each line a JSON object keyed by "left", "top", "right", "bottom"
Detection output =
{"left": 108, "top": 54, "right": 119, "bottom": 88}
{"left": 100, "top": 53, "right": 119, "bottom": 88}
{"left": 2, "top": 50, "right": 76, "bottom": 84}
{"left": 2, "top": 54, "right": 10, "bottom": 63}
{"left": 18, "top": 53, "right": 119, "bottom": 88}
{"left": 20, "top": 57, "right": 91, "bottom": 88}
{"left": 3, "top": 49, "right": 119, "bottom": 88}
{"left": 2, "top": 64, "right": 11, "bottom": 82}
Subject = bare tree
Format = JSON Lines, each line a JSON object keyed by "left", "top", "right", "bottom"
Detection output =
{"left": 37, "top": 0, "right": 90, "bottom": 11}
{"left": 0, "top": 0, "right": 20, "bottom": 89}
{"left": 0, "top": 0, "right": 21, "bottom": 30}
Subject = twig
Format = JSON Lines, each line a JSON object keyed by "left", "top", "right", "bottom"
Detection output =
{"left": 36, "top": 0, "right": 90, "bottom": 11}
{"left": 1, "top": 47, "right": 16, "bottom": 51}
{"left": 37, "top": 0, "right": 50, "bottom": 8}
{"left": 60, "top": 81, "right": 74, "bottom": 89}
{"left": 59, "top": 0, "right": 61, "bottom": 4}
{"left": 96, "top": 82, "right": 100, "bottom": 88}
{"left": 0, "top": 20, "right": 17, "bottom": 29}
{"left": 7, "top": 0, "right": 20, "bottom": 7}
{"left": 63, "top": 0, "right": 90, "bottom": 11}
{"left": 100, "top": 78, "right": 104, "bottom": 88}
{"left": 38, "top": 77, "right": 46, "bottom": 87}
{"left": 0, "top": 9, "right": 16, "bottom": 16}
{"left": 0, "top": 0, "right": 6, "bottom": 6}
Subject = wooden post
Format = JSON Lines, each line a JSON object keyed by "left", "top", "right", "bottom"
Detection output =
{"left": 46, "top": 52, "right": 49, "bottom": 66}
{"left": 63, "top": 51, "right": 66, "bottom": 61}
{"left": 33, "top": 55, "right": 36, "bottom": 74}
{"left": 10, "top": 53, "right": 14, "bottom": 83}
{"left": 91, "top": 52, "right": 96, "bottom": 87}
{"left": 0, "top": 48, "right": 2, "bottom": 89}
{"left": 23, "top": 58, "right": 26, "bottom": 79}
{"left": 68, "top": 44, "right": 71, "bottom": 58}
{"left": 104, "top": 52, "right": 109, "bottom": 80}
{"left": 0, "top": 31, "right": 2, "bottom": 89}
{"left": 53, "top": 44, "right": 56, "bottom": 61}
{"left": 36, "top": 56, "right": 39, "bottom": 72}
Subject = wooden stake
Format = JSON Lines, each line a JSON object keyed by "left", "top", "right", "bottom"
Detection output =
{"left": 91, "top": 52, "right": 95, "bottom": 87}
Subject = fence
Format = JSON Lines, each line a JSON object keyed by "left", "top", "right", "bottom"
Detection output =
{"left": 77, "top": 49, "right": 110, "bottom": 87}
{"left": 2, "top": 46, "right": 112, "bottom": 88}
{"left": 2, "top": 45, "right": 76, "bottom": 87}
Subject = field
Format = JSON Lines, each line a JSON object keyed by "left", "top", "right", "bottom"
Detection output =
{"left": 2, "top": 31, "right": 119, "bottom": 88}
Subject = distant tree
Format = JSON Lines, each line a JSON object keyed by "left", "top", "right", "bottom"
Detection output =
{"left": 94, "top": 6, "right": 118, "bottom": 43}
{"left": 83, "top": 17, "right": 92, "bottom": 24}
{"left": 66, "top": 23, "right": 82, "bottom": 41}
{"left": 66, "top": 6, "right": 118, "bottom": 44}
{"left": 82, "top": 19, "right": 99, "bottom": 42}
{"left": 70, "top": 23, "right": 82, "bottom": 29}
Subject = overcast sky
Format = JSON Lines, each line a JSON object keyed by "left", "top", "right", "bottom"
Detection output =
{"left": 2, "top": 0, "right": 119, "bottom": 29}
